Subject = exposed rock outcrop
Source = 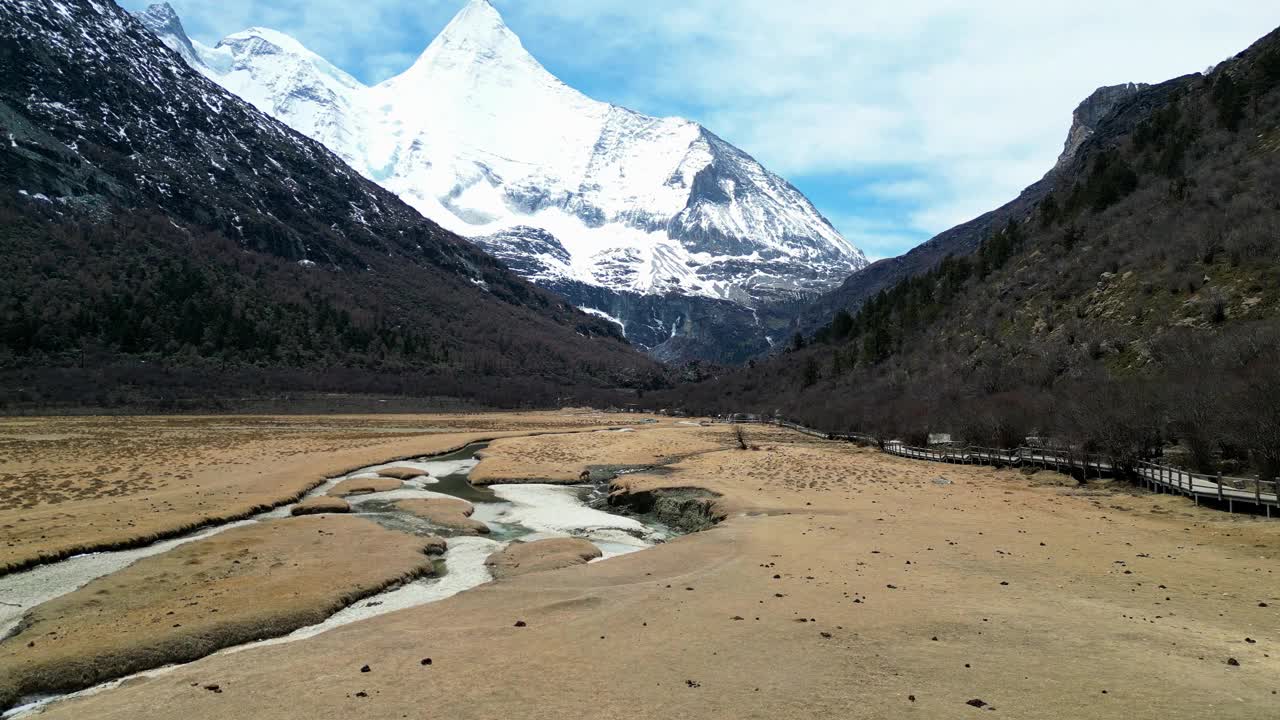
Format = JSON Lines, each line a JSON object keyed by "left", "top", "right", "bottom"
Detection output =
{"left": 608, "top": 487, "right": 724, "bottom": 532}
{"left": 1055, "top": 83, "right": 1150, "bottom": 168}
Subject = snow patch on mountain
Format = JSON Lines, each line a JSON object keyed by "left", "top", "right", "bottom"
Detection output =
{"left": 578, "top": 307, "right": 627, "bottom": 336}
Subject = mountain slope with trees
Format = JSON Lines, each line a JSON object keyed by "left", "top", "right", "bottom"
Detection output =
{"left": 0, "top": 0, "right": 661, "bottom": 409}
{"left": 669, "top": 26, "right": 1280, "bottom": 480}
{"left": 794, "top": 81, "right": 1187, "bottom": 337}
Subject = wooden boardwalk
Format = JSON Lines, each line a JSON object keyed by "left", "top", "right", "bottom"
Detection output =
{"left": 726, "top": 417, "right": 1279, "bottom": 517}
{"left": 880, "top": 441, "right": 1277, "bottom": 517}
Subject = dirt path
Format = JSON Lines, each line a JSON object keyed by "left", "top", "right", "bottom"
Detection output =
{"left": 28, "top": 422, "right": 1279, "bottom": 719}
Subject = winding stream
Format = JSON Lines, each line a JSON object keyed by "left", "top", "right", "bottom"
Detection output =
{"left": 0, "top": 440, "right": 672, "bottom": 717}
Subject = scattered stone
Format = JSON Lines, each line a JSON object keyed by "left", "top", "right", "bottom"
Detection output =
{"left": 420, "top": 658, "right": 432, "bottom": 666}
{"left": 966, "top": 699, "right": 988, "bottom": 708}
{"left": 360, "top": 665, "right": 370, "bottom": 673}
{"left": 1227, "top": 658, "right": 1240, "bottom": 667}
{"left": 514, "top": 620, "right": 527, "bottom": 627}
{"left": 686, "top": 680, "right": 701, "bottom": 688}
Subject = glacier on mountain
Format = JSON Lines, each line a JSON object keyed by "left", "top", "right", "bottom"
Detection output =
{"left": 136, "top": 0, "right": 866, "bottom": 358}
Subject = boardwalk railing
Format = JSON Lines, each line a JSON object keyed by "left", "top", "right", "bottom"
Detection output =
{"left": 880, "top": 440, "right": 1277, "bottom": 517}
{"left": 723, "top": 416, "right": 1279, "bottom": 517}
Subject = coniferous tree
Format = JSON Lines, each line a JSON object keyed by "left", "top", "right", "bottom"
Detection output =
{"left": 1212, "top": 73, "right": 1247, "bottom": 131}
{"left": 830, "top": 309, "right": 854, "bottom": 339}
{"left": 801, "top": 356, "right": 820, "bottom": 388}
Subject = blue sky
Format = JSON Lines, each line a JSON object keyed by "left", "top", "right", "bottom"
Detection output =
{"left": 123, "top": 0, "right": 1280, "bottom": 261}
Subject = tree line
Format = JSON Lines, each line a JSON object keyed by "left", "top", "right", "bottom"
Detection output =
{"left": 665, "top": 36, "right": 1280, "bottom": 482}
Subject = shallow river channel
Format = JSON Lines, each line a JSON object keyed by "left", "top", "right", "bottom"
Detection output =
{"left": 0, "top": 442, "right": 673, "bottom": 716}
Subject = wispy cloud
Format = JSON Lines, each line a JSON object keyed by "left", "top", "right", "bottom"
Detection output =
{"left": 121, "top": 0, "right": 1280, "bottom": 257}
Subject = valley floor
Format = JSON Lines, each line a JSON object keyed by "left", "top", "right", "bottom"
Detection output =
{"left": 1, "top": 413, "right": 1277, "bottom": 719}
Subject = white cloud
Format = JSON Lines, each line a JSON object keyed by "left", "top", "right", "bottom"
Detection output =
{"left": 520, "top": 1, "right": 1280, "bottom": 241}
{"left": 862, "top": 179, "right": 934, "bottom": 202}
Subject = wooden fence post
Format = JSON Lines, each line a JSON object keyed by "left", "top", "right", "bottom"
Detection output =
{"left": 1217, "top": 472, "right": 1224, "bottom": 503}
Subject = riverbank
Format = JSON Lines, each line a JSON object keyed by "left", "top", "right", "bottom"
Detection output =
{"left": 0, "top": 516, "right": 440, "bottom": 708}
{"left": 8, "top": 415, "right": 1280, "bottom": 719}
{"left": 0, "top": 416, "right": 681, "bottom": 713}
{"left": 0, "top": 412, "right": 636, "bottom": 575}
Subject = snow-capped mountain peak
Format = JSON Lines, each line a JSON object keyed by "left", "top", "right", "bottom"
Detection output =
{"left": 134, "top": 1, "right": 868, "bottom": 361}
{"left": 407, "top": 0, "right": 531, "bottom": 73}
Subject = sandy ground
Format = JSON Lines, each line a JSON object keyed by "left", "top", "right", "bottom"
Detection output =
{"left": 0, "top": 515, "right": 442, "bottom": 707}
{"left": 0, "top": 412, "right": 631, "bottom": 574}
{"left": 485, "top": 537, "right": 603, "bottom": 579}
{"left": 9, "top": 418, "right": 1280, "bottom": 719}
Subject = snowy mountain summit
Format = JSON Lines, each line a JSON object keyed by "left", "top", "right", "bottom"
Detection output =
{"left": 137, "top": 0, "right": 866, "bottom": 360}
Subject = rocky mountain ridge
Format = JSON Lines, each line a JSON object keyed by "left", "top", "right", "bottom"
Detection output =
{"left": 0, "top": 0, "right": 660, "bottom": 407}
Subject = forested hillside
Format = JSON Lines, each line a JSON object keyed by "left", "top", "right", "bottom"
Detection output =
{"left": 669, "top": 27, "right": 1280, "bottom": 479}
{"left": 0, "top": 0, "right": 662, "bottom": 410}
